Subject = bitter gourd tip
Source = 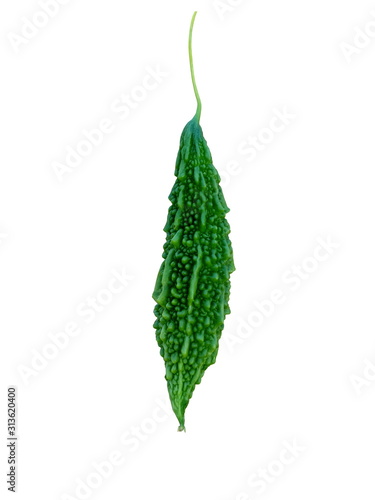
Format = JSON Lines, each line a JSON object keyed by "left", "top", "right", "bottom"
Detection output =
{"left": 189, "top": 11, "right": 201, "bottom": 123}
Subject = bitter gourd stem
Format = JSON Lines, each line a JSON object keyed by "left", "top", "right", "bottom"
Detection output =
{"left": 189, "top": 11, "right": 202, "bottom": 123}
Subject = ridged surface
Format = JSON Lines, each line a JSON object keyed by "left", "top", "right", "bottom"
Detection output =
{"left": 152, "top": 117, "right": 235, "bottom": 430}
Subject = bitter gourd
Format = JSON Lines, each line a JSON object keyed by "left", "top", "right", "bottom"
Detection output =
{"left": 152, "top": 12, "right": 235, "bottom": 431}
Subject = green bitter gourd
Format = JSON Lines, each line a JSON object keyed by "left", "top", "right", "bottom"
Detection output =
{"left": 152, "top": 12, "right": 235, "bottom": 431}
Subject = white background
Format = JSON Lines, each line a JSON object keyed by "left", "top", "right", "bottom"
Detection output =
{"left": 1, "top": 0, "right": 375, "bottom": 499}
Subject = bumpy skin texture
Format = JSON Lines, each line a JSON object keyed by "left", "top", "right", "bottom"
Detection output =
{"left": 152, "top": 117, "right": 235, "bottom": 431}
